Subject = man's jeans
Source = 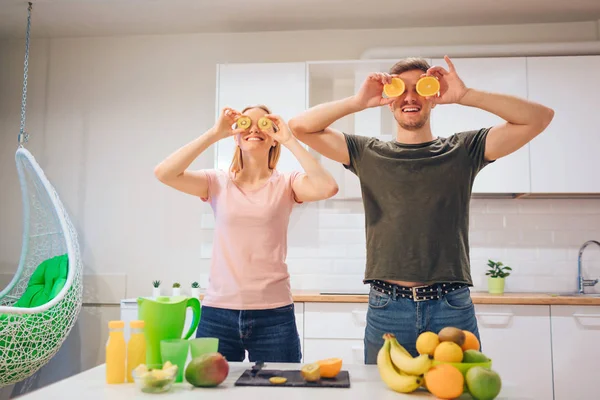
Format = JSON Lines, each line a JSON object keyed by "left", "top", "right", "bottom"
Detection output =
{"left": 364, "top": 285, "right": 481, "bottom": 364}
{"left": 196, "top": 303, "right": 302, "bottom": 363}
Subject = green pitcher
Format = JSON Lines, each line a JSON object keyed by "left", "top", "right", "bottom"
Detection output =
{"left": 137, "top": 296, "right": 201, "bottom": 365}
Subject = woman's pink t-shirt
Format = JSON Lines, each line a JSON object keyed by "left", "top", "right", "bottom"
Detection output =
{"left": 200, "top": 169, "right": 301, "bottom": 310}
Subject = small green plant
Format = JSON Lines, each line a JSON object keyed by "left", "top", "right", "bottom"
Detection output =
{"left": 152, "top": 280, "right": 161, "bottom": 288}
{"left": 191, "top": 282, "right": 200, "bottom": 288}
{"left": 172, "top": 282, "right": 181, "bottom": 288}
{"left": 486, "top": 260, "right": 512, "bottom": 278}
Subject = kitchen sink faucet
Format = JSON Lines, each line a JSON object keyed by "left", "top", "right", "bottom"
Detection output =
{"left": 578, "top": 240, "right": 600, "bottom": 294}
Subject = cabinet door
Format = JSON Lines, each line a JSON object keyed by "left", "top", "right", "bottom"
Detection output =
{"left": 215, "top": 62, "right": 307, "bottom": 173}
{"left": 551, "top": 305, "right": 600, "bottom": 400}
{"left": 527, "top": 55, "right": 600, "bottom": 193}
{"left": 430, "top": 57, "right": 531, "bottom": 193}
{"left": 475, "top": 305, "right": 553, "bottom": 400}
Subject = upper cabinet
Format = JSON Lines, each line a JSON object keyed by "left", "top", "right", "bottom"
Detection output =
{"left": 526, "top": 55, "right": 600, "bottom": 193}
{"left": 215, "top": 62, "right": 308, "bottom": 173}
{"left": 429, "top": 57, "right": 531, "bottom": 194}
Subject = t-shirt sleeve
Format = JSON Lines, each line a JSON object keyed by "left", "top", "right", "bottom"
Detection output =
{"left": 458, "top": 127, "right": 495, "bottom": 174}
{"left": 199, "top": 169, "right": 223, "bottom": 204}
{"left": 287, "top": 170, "right": 304, "bottom": 205}
{"left": 342, "top": 133, "right": 372, "bottom": 175}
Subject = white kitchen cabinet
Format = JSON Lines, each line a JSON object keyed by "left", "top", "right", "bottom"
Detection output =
{"left": 303, "top": 302, "right": 368, "bottom": 364}
{"left": 304, "top": 302, "right": 367, "bottom": 339}
{"left": 550, "top": 305, "right": 600, "bottom": 400}
{"left": 474, "top": 305, "right": 553, "bottom": 400}
{"left": 526, "top": 55, "right": 600, "bottom": 193}
{"left": 215, "top": 62, "right": 308, "bottom": 173}
{"left": 430, "top": 57, "right": 531, "bottom": 194}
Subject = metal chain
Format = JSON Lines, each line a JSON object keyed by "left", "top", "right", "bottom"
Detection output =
{"left": 18, "top": 2, "right": 33, "bottom": 148}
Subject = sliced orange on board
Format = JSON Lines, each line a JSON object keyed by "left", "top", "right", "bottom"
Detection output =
{"left": 416, "top": 76, "right": 440, "bottom": 97}
{"left": 383, "top": 78, "right": 405, "bottom": 98}
{"left": 317, "top": 357, "right": 343, "bottom": 378}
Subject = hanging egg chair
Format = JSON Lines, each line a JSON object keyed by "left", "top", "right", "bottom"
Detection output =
{"left": 0, "top": 3, "right": 83, "bottom": 387}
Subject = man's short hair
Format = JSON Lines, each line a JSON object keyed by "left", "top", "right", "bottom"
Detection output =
{"left": 389, "top": 58, "right": 431, "bottom": 75}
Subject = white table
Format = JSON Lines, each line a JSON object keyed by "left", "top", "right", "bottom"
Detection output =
{"left": 17, "top": 363, "right": 532, "bottom": 399}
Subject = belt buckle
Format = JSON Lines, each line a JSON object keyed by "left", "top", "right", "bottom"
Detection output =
{"left": 411, "top": 285, "right": 430, "bottom": 302}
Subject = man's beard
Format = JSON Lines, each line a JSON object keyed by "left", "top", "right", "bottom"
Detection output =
{"left": 395, "top": 112, "right": 429, "bottom": 131}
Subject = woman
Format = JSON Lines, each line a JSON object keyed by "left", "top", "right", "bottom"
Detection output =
{"left": 154, "top": 105, "right": 338, "bottom": 363}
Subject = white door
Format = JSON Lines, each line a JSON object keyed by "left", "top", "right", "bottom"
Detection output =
{"left": 215, "top": 62, "right": 308, "bottom": 173}
{"left": 526, "top": 55, "right": 600, "bottom": 193}
{"left": 475, "top": 304, "right": 553, "bottom": 400}
{"left": 551, "top": 305, "right": 600, "bottom": 400}
{"left": 429, "top": 57, "right": 531, "bottom": 194}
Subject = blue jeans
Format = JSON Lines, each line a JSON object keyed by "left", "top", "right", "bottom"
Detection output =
{"left": 195, "top": 303, "right": 302, "bottom": 363}
{"left": 364, "top": 285, "right": 481, "bottom": 364}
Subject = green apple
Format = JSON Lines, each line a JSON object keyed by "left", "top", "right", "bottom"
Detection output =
{"left": 466, "top": 366, "right": 501, "bottom": 400}
{"left": 462, "top": 350, "right": 490, "bottom": 363}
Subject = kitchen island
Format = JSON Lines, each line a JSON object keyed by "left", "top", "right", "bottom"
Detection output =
{"left": 17, "top": 363, "right": 531, "bottom": 399}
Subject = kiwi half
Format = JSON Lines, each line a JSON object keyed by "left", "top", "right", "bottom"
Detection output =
{"left": 258, "top": 117, "right": 273, "bottom": 130}
{"left": 236, "top": 116, "right": 251, "bottom": 129}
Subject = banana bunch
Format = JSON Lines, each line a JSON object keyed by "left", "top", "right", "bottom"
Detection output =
{"left": 377, "top": 333, "right": 432, "bottom": 393}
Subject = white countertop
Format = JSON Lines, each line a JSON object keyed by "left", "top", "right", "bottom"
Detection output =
{"left": 17, "top": 363, "right": 532, "bottom": 399}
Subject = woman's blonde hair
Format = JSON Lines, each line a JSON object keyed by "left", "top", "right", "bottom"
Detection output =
{"left": 230, "top": 105, "right": 281, "bottom": 174}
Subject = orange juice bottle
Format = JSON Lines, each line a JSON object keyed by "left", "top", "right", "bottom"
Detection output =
{"left": 106, "top": 320, "right": 126, "bottom": 384}
{"left": 126, "top": 320, "right": 146, "bottom": 383}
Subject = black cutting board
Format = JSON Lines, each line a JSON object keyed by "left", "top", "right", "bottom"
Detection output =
{"left": 234, "top": 368, "right": 350, "bottom": 388}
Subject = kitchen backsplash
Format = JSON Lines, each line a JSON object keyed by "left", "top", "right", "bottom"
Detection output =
{"left": 197, "top": 198, "right": 600, "bottom": 294}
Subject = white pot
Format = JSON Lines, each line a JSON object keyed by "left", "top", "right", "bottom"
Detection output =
{"left": 152, "top": 287, "right": 161, "bottom": 297}
{"left": 191, "top": 288, "right": 200, "bottom": 298}
{"left": 172, "top": 288, "right": 181, "bottom": 296}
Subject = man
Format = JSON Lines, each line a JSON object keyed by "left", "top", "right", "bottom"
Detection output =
{"left": 288, "top": 56, "right": 554, "bottom": 364}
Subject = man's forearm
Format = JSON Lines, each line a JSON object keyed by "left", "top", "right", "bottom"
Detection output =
{"left": 458, "top": 89, "right": 554, "bottom": 127}
{"left": 289, "top": 96, "right": 364, "bottom": 134}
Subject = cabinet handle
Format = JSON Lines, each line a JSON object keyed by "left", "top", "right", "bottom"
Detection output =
{"left": 476, "top": 312, "right": 513, "bottom": 326}
{"left": 573, "top": 313, "right": 600, "bottom": 319}
{"left": 352, "top": 310, "right": 367, "bottom": 326}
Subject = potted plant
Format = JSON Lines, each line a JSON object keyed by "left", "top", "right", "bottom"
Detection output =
{"left": 486, "top": 259, "right": 512, "bottom": 294}
{"left": 152, "top": 280, "right": 161, "bottom": 297}
{"left": 191, "top": 281, "right": 201, "bottom": 298}
{"left": 172, "top": 282, "right": 181, "bottom": 296}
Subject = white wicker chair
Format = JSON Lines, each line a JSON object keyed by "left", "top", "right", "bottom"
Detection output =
{"left": 0, "top": 147, "right": 83, "bottom": 387}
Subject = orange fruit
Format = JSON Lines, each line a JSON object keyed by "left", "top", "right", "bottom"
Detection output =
{"left": 383, "top": 78, "right": 405, "bottom": 98}
{"left": 416, "top": 76, "right": 440, "bottom": 97}
{"left": 461, "top": 330, "right": 480, "bottom": 352}
{"left": 316, "top": 358, "right": 342, "bottom": 378}
{"left": 424, "top": 364, "right": 464, "bottom": 399}
{"left": 434, "top": 341, "right": 463, "bottom": 363}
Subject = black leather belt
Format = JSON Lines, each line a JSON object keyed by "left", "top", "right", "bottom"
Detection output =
{"left": 369, "top": 280, "right": 468, "bottom": 302}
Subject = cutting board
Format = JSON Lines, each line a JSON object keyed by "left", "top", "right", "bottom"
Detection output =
{"left": 234, "top": 368, "right": 351, "bottom": 388}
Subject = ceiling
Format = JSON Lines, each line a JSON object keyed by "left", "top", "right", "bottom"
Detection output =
{"left": 1, "top": 0, "right": 600, "bottom": 39}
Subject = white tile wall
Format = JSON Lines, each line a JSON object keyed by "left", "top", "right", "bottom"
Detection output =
{"left": 192, "top": 199, "right": 600, "bottom": 295}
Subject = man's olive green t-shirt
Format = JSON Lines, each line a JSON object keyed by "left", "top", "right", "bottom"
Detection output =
{"left": 343, "top": 128, "right": 493, "bottom": 286}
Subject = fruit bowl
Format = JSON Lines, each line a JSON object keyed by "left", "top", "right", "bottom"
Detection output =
{"left": 132, "top": 363, "right": 177, "bottom": 393}
{"left": 431, "top": 360, "right": 492, "bottom": 377}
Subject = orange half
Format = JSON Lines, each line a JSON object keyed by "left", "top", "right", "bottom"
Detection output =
{"left": 317, "top": 357, "right": 342, "bottom": 378}
{"left": 416, "top": 76, "right": 440, "bottom": 97}
{"left": 383, "top": 78, "right": 405, "bottom": 98}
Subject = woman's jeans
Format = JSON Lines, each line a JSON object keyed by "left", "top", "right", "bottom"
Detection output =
{"left": 196, "top": 303, "right": 302, "bottom": 363}
{"left": 364, "top": 285, "right": 481, "bottom": 364}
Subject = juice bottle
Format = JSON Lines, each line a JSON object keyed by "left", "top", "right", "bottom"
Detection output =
{"left": 126, "top": 320, "right": 146, "bottom": 383}
{"left": 106, "top": 320, "right": 126, "bottom": 384}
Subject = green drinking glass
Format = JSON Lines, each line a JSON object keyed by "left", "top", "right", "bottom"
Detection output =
{"left": 189, "top": 337, "right": 219, "bottom": 359}
{"left": 160, "top": 339, "right": 190, "bottom": 383}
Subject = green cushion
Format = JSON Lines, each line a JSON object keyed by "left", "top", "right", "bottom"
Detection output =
{"left": 13, "top": 254, "right": 69, "bottom": 308}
